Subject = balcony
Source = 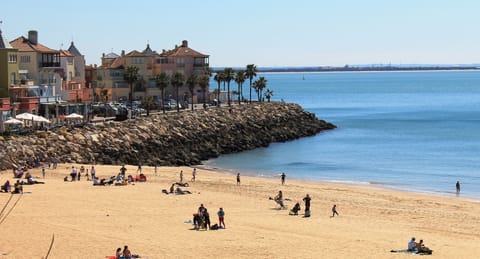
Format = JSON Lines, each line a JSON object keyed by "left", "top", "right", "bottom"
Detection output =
{"left": 41, "top": 62, "right": 61, "bottom": 67}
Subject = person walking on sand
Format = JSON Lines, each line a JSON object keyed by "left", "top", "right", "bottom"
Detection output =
{"left": 236, "top": 173, "right": 241, "bottom": 185}
{"left": 281, "top": 172, "right": 286, "bottom": 185}
{"left": 456, "top": 181, "right": 461, "bottom": 194}
{"left": 331, "top": 204, "right": 339, "bottom": 217}
{"left": 41, "top": 166, "right": 46, "bottom": 179}
{"left": 192, "top": 168, "right": 196, "bottom": 182}
{"left": 179, "top": 170, "right": 184, "bottom": 183}
{"left": 137, "top": 162, "right": 142, "bottom": 173}
{"left": 218, "top": 207, "right": 226, "bottom": 228}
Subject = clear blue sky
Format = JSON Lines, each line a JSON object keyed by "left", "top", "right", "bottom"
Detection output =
{"left": 1, "top": 0, "right": 479, "bottom": 67}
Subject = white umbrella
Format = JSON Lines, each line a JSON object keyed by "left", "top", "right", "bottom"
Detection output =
{"left": 3, "top": 118, "right": 24, "bottom": 125}
{"left": 15, "top": 112, "right": 37, "bottom": 120}
{"left": 65, "top": 113, "right": 84, "bottom": 119}
{"left": 33, "top": 115, "right": 50, "bottom": 123}
{"left": 16, "top": 113, "right": 50, "bottom": 123}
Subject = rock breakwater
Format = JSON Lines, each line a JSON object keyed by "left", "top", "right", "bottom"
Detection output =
{"left": 0, "top": 102, "right": 336, "bottom": 170}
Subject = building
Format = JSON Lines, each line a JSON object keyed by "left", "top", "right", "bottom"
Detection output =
{"left": 0, "top": 28, "right": 18, "bottom": 114}
{"left": 95, "top": 40, "right": 210, "bottom": 105}
{"left": 10, "top": 31, "right": 92, "bottom": 118}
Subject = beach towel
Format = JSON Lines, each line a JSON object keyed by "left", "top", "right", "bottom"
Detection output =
{"left": 390, "top": 249, "right": 433, "bottom": 255}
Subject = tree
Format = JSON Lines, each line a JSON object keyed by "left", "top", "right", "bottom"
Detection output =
{"left": 235, "top": 70, "right": 246, "bottom": 105}
{"left": 155, "top": 72, "right": 170, "bottom": 114}
{"left": 213, "top": 71, "right": 224, "bottom": 104}
{"left": 186, "top": 74, "right": 198, "bottom": 111}
{"left": 171, "top": 72, "right": 185, "bottom": 112}
{"left": 223, "top": 68, "right": 235, "bottom": 106}
{"left": 264, "top": 88, "right": 274, "bottom": 102}
{"left": 253, "top": 76, "right": 267, "bottom": 102}
{"left": 124, "top": 66, "right": 140, "bottom": 117}
{"left": 198, "top": 75, "right": 210, "bottom": 105}
{"left": 245, "top": 64, "right": 257, "bottom": 103}
{"left": 99, "top": 85, "right": 109, "bottom": 118}
{"left": 141, "top": 96, "right": 155, "bottom": 116}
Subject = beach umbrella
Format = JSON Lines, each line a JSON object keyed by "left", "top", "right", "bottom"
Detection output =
{"left": 15, "top": 112, "right": 37, "bottom": 120}
{"left": 3, "top": 118, "right": 24, "bottom": 125}
{"left": 33, "top": 115, "right": 50, "bottom": 123}
{"left": 65, "top": 113, "right": 84, "bottom": 119}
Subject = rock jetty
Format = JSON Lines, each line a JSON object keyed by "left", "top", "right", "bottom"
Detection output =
{"left": 0, "top": 102, "right": 336, "bottom": 170}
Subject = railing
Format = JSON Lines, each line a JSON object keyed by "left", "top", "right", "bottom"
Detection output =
{"left": 40, "top": 62, "right": 61, "bottom": 67}
{"left": 39, "top": 96, "right": 62, "bottom": 103}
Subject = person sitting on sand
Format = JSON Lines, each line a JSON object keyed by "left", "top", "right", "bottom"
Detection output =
{"left": 122, "top": 245, "right": 132, "bottom": 259}
{"left": 290, "top": 202, "right": 301, "bottom": 215}
{"left": 12, "top": 180, "right": 23, "bottom": 194}
{"left": 416, "top": 239, "right": 432, "bottom": 253}
{"left": 170, "top": 183, "right": 175, "bottom": 193}
{"left": 408, "top": 237, "right": 417, "bottom": 251}
{"left": 1, "top": 180, "right": 11, "bottom": 193}
{"left": 115, "top": 247, "right": 122, "bottom": 259}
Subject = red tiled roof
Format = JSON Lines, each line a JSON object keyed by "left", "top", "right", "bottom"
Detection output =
{"left": 110, "top": 57, "right": 125, "bottom": 69}
{"left": 10, "top": 36, "right": 59, "bottom": 53}
{"left": 161, "top": 42, "right": 208, "bottom": 58}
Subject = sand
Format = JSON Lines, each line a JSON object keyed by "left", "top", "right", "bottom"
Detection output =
{"left": 0, "top": 164, "right": 479, "bottom": 259}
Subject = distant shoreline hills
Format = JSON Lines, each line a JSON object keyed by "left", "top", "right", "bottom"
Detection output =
{"left": 213, "top": 64, "right": 480, "bottom": 73}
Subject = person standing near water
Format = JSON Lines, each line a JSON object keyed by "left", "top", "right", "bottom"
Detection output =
{"left": 281, "top": 173, "right": 286, "bottom": 185}
{"left": 236, "top": 173, "right": 241, "bottom": 185}
{"left": 456, "top": 181, "right": 461, "bottom": 194}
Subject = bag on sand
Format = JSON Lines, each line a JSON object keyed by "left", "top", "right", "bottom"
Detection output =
{"left": 210, "top": 224, "right": 219, "bottom": 230}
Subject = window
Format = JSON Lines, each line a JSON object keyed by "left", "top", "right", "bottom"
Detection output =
{"left": 20, "top": 55, "right": 30, "bottom": 63}
{"left": 8, "top": 54, "right": 17, "bottom": 64}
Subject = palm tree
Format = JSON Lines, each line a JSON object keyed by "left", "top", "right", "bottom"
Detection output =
{"left": 155, "top": 72, "right": 170, "bottom": 113}
{"left": 124, "top": 66, "right": 140, "bottom": 116}
{"left": 100, "top": 86, "right": 109, "bottom": 118}
{"left": 141, "top": 96, "right": 155, "bottom": 116}
{"left": 245, "top": 64, "right": 257, "bottom": 103}
{"left": 186, "top": 74, "right": 198, "bottom": 111}
{"left": 171, "top": 72, "right": 185, "bottom": 112}
{"left": 213, "top": 71, "right": 223, "bottom": 105}
{"left": 264, "top": 88, "right": 274, "bottom": 102}
{"left": 198, "top": 75, "right": 210, "bottom": 105}
{"left": 223, "top": 68, "right": 235, "bottom": 106}
{"left": 253, "top": 76, "right": 267, "bottom": 102}
{"left": 235, "top": 70, "right": 246, "bottom": 105}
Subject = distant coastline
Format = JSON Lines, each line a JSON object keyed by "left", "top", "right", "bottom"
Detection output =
{"left": 213, "top": 65, "right": 480, "bottom": 73}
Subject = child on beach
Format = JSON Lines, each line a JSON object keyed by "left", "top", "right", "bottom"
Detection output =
{"left": 218, "top": 207, "right": 225, "bottom": 228}
{"left": 236, "top": 173, "right": 240, "bottom": 185}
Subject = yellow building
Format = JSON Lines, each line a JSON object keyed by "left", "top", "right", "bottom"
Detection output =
{"left": 0, "top": 29, "right": 19, "bottom": 98}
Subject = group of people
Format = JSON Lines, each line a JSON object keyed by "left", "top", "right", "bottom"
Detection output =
{"left": 114, "top": 245, "right": 139, "bottom": 259}
{"left": 192, "top": 204, "right": 226, "bottom": 230}
{"left": 407, "top": 237, "right": 432, "bottom": 254}
{"left": 66, "top": 165, "right": 96, "bottom": 182}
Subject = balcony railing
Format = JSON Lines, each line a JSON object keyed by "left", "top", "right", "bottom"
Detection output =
{"left": 41, "top": 62, "right": 61, "bottom": 67}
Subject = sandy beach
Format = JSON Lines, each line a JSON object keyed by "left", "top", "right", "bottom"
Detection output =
{"left": 0, "top": 164, "right": 479, "bottom": 259}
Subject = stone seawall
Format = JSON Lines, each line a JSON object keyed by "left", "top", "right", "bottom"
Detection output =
{"left": 0, "top": 102, "right": 336, "bottom": 170}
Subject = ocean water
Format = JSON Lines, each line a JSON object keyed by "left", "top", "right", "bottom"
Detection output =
{"left": 206, "top": 71, "right": 480, "bottom": 199}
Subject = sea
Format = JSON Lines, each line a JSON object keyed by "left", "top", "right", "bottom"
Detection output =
{"left": 205, "top": 71, "right": 480, "bottom": 199}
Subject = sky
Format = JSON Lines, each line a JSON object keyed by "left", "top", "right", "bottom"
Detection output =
{"left": 1, "top": 0, "right": 479, "bottom": 67}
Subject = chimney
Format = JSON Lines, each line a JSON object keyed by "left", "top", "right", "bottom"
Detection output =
{"left": 102, "top": 53, "right": 105, "bottom": 58}
{"left": 28, "top": 30, "right": 38, "bottom": 45}
{"left": 121, "top": 50, "right": 125, "bottom": 56}
{"left": 182, "top": 40, "right": 188, "bottom": 47}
